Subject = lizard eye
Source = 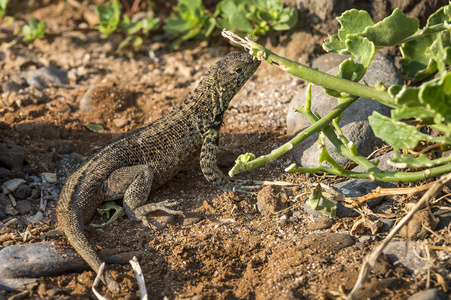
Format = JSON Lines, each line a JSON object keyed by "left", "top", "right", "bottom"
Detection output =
{"left": 234, "top": 67, "right": 243, "bottom": 74}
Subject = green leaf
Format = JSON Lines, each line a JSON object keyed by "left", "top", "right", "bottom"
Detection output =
{"left": 95, "top": 0, "right": 121, "bottom": 36}
{"left": 132, "top": 36, "right": 143, "bottom": 48}
{"left": 204, "top": 17, "right": 216, "bottom": 37}
{"left": 399, "top": 6, "right": 451, "bottom": 81}
{"left": 272, "top": 8, "right": 298, "bottom": 31}
{"left": 369, "top": 112, "right": 433, "bottom": 150}
{"left": 388, "top": 153, "right": 451, "bottom": 168}
{"left": 257, "top": 10, "right": 273, "bottom": 22}
{"left": 361, "top": 8, "right": 419, "bottom": 47}
{"left": 400, "top": 35, "right": 436, "bottom": 81}
{"left": 230, "top": 11, "right": 253, "bottom": 32}
{"left": 118, "top": 35, "right": 133, "bottom": 49}
{"left": 429, "top": 31, "right": 449, "bottom": 75}
{"left": 85, "top": 123, "right": 104, "bottom": 133}
{"left": 307, "top": 185, "right": 337, "bottom": 217}
{"left": 216, "top": 0, "right": 237, "bottom": 17}
{"left": 22, "top": 17, "right": 47, "bottom": 43}
{"left": 179, "top": 0, "right": 203, "bottom": 15}
{"left": 419, "top": 72, "right": 451, "bottom": 123}
{"left": 0, "top": 0, "right": 7, "bottom": 18}
{"left": 121, "top": 20, "right": 142, "bottom": 35}
{"left": 235, "top": 153, "right": 256, "bottom": 164}
{"left": 142, "top": 17, "right": 160, "bottom": 33}
{"left": 391, "top": 106, "right": 436, "bottom": 121}
{"left": 338, "top": 58, "right": 365, "bottom": 82}
{"left": 164, "top": 16, "right": 190, "bottom": 34}
{"left": 323, "top": 9, "right": 374, "bottom": 54}
{"left": 426, "top": 5, "right": 451, "bottom": 27}
{"left": 345, "top": 35, "right": 375, "bottom": 68}
{"left": 388, "top": 84, "right": 420, "bottom": 106}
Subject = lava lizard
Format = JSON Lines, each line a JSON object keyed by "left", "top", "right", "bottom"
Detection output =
{"left": 56, "top": 52, "right": 261, "bottom": 292}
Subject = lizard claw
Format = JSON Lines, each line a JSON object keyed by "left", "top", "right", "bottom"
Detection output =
{"left": 134, "top": 199, "right": 184, "bottom": 219}
{"left": 223, "top": 181, "right": 260, "bottom": 196}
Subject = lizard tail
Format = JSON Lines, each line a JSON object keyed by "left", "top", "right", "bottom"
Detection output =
{"left": 58, "top": 208, "right": 121, "bottom": 293}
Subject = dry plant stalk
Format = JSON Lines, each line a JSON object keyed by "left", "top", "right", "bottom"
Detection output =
{"left": 130, "top": 256, "right": 148, "bottom": 300}
{"left": 347, "top": 173, "right": 451, "bottom": 299}
{"left": 325, "top": 181, "right": 437, "bottom": 207}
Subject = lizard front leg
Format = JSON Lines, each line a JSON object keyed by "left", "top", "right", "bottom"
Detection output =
{"left": 200, "top": 129, "right": 248, "bottom": 193}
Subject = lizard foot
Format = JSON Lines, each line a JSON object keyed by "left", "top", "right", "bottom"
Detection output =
{"left": 224, "top": 181, "right": 260, "bottom": 195}
{"left": 91, "top": 202, "right": 124, "bottom": 227}
{"left": 135, "top": 200, "right": 184, "bottom": 219}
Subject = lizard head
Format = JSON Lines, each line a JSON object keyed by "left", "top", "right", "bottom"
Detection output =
{"left": 215, "top": 51, "right": 261, "bottom": 99}
{"left": 186, "top": 51, "right": 261, "bottom": 132}
{"left": 201, "top": 52, "right": 261, "bottom": 127}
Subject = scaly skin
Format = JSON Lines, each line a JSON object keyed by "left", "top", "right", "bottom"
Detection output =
{"left": 56, "top": 52, "right": 260, "bottom": 292}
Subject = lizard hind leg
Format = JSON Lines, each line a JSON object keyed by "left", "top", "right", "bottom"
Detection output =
{"left": 104, "top": 165, "right": 182, "bottom": 226}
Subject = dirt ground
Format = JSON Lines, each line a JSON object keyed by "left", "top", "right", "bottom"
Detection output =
{"left": 1, "top": 0, "right": 451, "bottom": 299}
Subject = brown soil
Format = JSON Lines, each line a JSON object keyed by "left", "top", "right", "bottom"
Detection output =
{"left": 1, "top": 1, "right": 450, "bottom": 299}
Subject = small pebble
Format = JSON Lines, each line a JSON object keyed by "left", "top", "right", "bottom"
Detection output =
{"left": 12, "top": 185, "right": 32, "bottom": 200}
{"left": 113, "top": 118, "right": 128, "bottom": 128}
{"left": 15, "top": 200, "right": 32, "bottom": 215}
{"left": 27, "top": 211, "right": 44, "bottom": 224}
{"left": 407, "top": 288, "right": 448, "bottom": 300}
{"left": 2, "top": 179, "right": 26, "bottom": 194}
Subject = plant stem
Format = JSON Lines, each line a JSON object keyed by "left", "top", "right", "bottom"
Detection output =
{"left": 228, "top": 97, "right": 359, "bottom": 177}
{"left": 250, "top": 44, "right": 396, "bottom": 108}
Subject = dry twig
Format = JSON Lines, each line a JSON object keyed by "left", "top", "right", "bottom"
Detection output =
{"left": 92, "top": 263, "right": 109, "bottom": 300}
{"left": 130, "top": 256, "right": 148, "bottom": 300}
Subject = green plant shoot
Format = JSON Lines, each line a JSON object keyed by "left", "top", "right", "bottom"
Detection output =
{"left": 22, "top": 18, "right": 47, "bottom": 43}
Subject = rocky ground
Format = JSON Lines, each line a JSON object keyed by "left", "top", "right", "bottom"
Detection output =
{"left": 0, "top": 0, "right": 451, "bottom": 299}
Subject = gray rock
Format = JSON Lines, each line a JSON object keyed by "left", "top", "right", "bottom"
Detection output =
{"left": 399, "top": 209, "right": 439, "bottom": 240}
{"left": 305, "top": 215, "right": 334, "bottom": 231}
{"left": 2, "top": 80, "right": 23, "bottom": 93}
{"left": 12, "top": 185, "right": 32, "bottom": 200}
{"left": 14, "top": 200, "right": 32, "bottom": 215}
{"left": 79, "top": 86, "right": 97, "bottom": 112}
{"left": 0, "top": 204, "right": 7, "bottom": 220}
{"left": 38, "top": 153, "right": 55, "bottom": 173}
{"left": 0, "top": 168, "right": 11, "bottom": 178}
{"left": 14, "top": 123, "right": 60, "bottom": 140}
{"left": 288, "top": 52, "right": 402, "bottom": 168}
{"left": 0, "top": 278, "right": 38, "bottom": 292}
{"left": 352, "top": 150, "right": 400, "bottom": 173}
{"left": 20, "top": 168, "right": 39, "bottom": 177}
{"left": 407, "top": 289, "right": 448, "bottom": 300}
{"left": 0, "top": 194, "right": 9, "bottom": 206}
{"left": 436, "top": 209, "right": 451, "bottom": 230}
{"left": 113, "top": 118, "right": 128, "bottom": 128}
{"left": 304, "top": 179, "right": 389, "bottom": 218}
{"left": 181, "top": 212, "right": 204, "bottom": 226}
{"left": 257, "top": 185, "right": 290, "bottom": 215}
{"left": 379, "top": 218, "right": 396, "bottom": 233}
{"left": 0, "top": 143, "right": 27, "bottom": 170}
{"left": 24, "top": 66, "right": 69, "bottom": 89}
{"left": 383, "top": 241, "right": 427, "bottom": 273}
{"left": 0, "top": 242, "right": 140, "bottom": 279}
{"left": 54, "top": 142, "right": 75, "bottom": 155}
{"left": 2, "top": 179, "right": 25, "bottom": 194}
{"left": 301, "top": 232, "right": 355, "bottom": 252}
{"left": 311, "top": 53, "right": 351, "bottom": 71}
